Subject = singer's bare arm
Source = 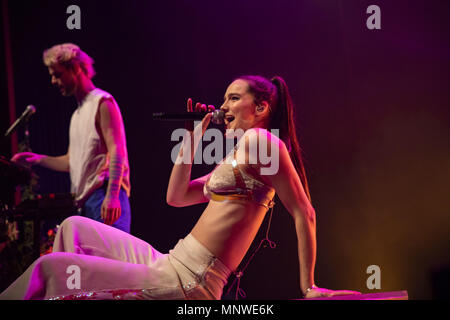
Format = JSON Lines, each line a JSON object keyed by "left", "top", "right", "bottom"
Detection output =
{"left": 166, "top": 98, "right": 213, "bottom": 207}
{"left": 166, "top": 163, "right": 210, "bottom": 207}
{"left": 166, "top": 124, "right": 211, "bottom": 207}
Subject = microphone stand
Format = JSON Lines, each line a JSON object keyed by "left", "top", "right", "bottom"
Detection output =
{"left": 17, "top": 117, "right": 38, "bottom": 203}
{"left": 22, "top": 118, "right": 31, "bottom": 153}
{"left": 15, "top": 116, "right": 40, "bottom": 260}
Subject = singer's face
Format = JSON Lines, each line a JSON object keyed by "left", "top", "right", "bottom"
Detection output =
{"left": 48, "top": 64, "right": 77, "bottom": 97}
{"left": 220, "top": 79, "right": 257, "bottom": 133}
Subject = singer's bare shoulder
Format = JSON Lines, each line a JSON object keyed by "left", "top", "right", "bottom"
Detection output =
{"left": 235, "top": 128, "right": 286, "bottom": 160}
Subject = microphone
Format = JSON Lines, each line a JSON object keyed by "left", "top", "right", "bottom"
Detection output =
{"left": 152, "top": 110, "right": 225, "bottom": 125}
{"left": 4, "top": 105, "right": 36, "bottom": 137}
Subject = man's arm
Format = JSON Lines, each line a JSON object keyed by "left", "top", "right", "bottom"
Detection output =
{"left": 96, "top": 97, "right": 128, "bottom": 225}
{"left": 11, "top": 150, "right": 70, "bottom": 172}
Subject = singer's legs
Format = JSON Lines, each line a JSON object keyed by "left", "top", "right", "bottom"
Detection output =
{"left": 1, "top": 219, "right": 230, "bottom": 300}
{"left": 0, "top": 250, "right": 184, "bottom": 300}
{"left": 53, "top": 216, "right": 163, "bottom": 265}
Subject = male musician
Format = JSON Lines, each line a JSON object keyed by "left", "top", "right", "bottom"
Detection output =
{"left": 12, "top": 43, "right": 131, "bottom": 233}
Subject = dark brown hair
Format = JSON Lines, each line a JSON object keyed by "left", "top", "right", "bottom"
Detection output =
{"left": 237, "top": 75, "right": 312, "bottom": 203}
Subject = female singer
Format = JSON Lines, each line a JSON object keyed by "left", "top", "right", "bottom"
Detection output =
{"left": 0, "top": 75, "right": 359, "bottom": 300}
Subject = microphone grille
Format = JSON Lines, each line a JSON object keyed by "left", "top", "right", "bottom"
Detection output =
{"left": 211, "top": 109, "right": 225, "bottom": 124}
{"left": 27, "top": 105, "right": 36, "bottom": 114}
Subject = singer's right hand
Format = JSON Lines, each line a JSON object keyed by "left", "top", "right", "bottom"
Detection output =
{"left": 186, "top": 98, "right": 215, "bottom": 134}
{"left": 11, "top": 152, "right": 45, "bottom": 166}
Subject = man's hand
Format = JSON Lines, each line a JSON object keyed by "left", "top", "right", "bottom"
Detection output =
{"left": 101, "top": 196, "right": 122, "bottom": 226}
{"left": 11, "top": 152, "right": 45, "bottom": 166}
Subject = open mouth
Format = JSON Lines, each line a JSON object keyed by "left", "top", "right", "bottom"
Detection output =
{"left": 225, "top": 115, "right": 235, "bottom": 126}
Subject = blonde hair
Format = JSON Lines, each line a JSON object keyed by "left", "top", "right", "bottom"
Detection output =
{"left": 43, "top": 43, "right": 96, "bottom": 79}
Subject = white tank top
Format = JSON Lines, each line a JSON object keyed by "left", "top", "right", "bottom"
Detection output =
{"left": 68, "top": 88, "right": 131, "bottom": 206}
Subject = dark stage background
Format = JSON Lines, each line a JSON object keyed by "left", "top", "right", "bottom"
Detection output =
{"left": 1, "top": 0, "right": 449, "bottom": 299}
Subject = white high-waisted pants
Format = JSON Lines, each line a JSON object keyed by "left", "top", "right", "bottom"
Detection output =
{"left": 0, "top": 216, "right": 231, "bottom": 300}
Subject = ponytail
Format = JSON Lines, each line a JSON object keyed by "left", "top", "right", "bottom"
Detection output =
{"left": 270, "top": 77, "right": 312, "bottom": 203}
{"left": 237, "top": 75, "right": 312, "bottom": 203}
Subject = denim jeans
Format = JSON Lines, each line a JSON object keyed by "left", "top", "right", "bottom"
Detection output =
{"left": 78, "top": 182, "right": 131, "bottom": 233}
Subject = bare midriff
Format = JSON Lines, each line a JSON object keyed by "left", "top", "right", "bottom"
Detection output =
{"left": 190, "top": 199, "right": 269, "bottom": 271}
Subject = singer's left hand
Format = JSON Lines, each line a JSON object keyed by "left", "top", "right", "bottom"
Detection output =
{"left": 101, "top": 196, "right": 122, "bottom": 226}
